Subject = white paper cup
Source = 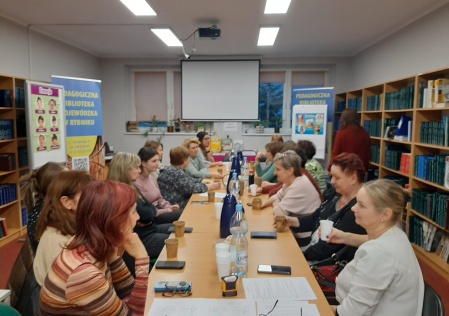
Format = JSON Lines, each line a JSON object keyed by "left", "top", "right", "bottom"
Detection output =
{"left": 223, "top": 162, "right": 231, "bottom": 172}
{"left": 215, "top": 242, "right": 230, "bottom": 253}
{"left": 214, "top": 202, "right": 223, "bottom": 220}
{"left": 216, "top": 251, "right": 231, "bottom": 281}
{"left": 250, "top": 184, "right": 257, "bottom": 196}
{"left": 320, "top": 220, "right": 334, "bottom": 241}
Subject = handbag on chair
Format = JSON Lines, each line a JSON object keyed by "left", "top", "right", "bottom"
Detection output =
{"left": 309, "top": 246, "right": 349, "bottom": 305}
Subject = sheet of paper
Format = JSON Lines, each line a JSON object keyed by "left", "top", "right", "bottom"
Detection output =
{"left": 256, "top": 300, "right": 320, "bottom": 316}
{"left": 242, "top": 277, "right": 317, "bottom": 301}
{"left": 148, "top": 298, "right": 256, "bottom": 316}
{"left": 199, "top": 192, "right": 227, "bottom": 199}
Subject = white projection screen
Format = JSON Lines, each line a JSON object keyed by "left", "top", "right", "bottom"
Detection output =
{"left": 181, "top": 60, "right": 260, "bottom": 121}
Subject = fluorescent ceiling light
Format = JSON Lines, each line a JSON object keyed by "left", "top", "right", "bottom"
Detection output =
{"left": 151, "top": 29, "right": 183, "bottom": 46}
{"left": 120, "top": 0, "right": 156, "bottom": 16}
{"left": 257, "top": 27, "right": 280, "bottom": 46}
{"left": 264, "top": 0, "right": 291, "bottom": 14}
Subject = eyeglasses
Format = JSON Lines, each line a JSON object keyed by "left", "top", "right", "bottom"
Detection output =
{"left": 162, "top": 285, "right": 192, "bottom": 297}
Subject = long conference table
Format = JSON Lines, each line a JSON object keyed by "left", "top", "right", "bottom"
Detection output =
{"left": 144, "top": 175, "right": 334, "bottom": 315}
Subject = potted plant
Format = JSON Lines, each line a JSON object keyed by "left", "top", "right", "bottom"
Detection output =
{"left": 150, "top": 115, "right": 159, "bottom": 133}
{"left": 196, "top": 122, "right": 206, "bottom": 132}
{"left": 255, "top": 120, "right": 265, "bottom": 133}
{"left": 173, "top": 116, "right": 181, "bottom": 132}
{"left": 274, "top": 118, "right": 282, "bottom": 133}
{"left": 167, "top": 115, "right": 175, "bottom": 133}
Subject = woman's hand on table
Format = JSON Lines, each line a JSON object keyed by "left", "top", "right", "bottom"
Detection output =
{"left": 285, "top": 216, "right": 300, "bottom": 228}
{"left": 210, "top": 172, "right": 224, "bottom": 179}
{"left": 207, "top": 182, "right": 221, "bottom": 191}
{"left": 171, "top": 204, "right": 180, "bottom": 211}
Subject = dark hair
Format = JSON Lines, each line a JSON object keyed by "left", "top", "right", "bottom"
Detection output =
{"left": 339, "top": 108, "right": 359, "bottom": 130}
{"left": 170, "top": 146, "right": 190, "bottom": 166}
{"left": 20, "top": 162, "right": 66, "bottom": 213}
{"left": 52, "top": 116, "right": 56, "bottom": 121}
{"left": 52, "top": 134, "right": 57, "bottom": 141}
{"left": 38, "top": 115, "right": 44, "bottom": 122}
{"left": 36, "top": 171, "right": 93, "bottom": 239}
{"left": 67, "top": 180, "right": 138, "bottom": 265}
{"left": 297, "top": 140, "right": 316, "bottom": 160}
{"left": 331, "top": 153, "right": 365, "bottom": 183}
{"left": 265, "top": 142, "right": 283, "bottom": 157}
{"left": 196, "top": 131, "right": 208, "bottom": 142}
{"left": 137, "top": 147, "right": 158, "bottom": 171}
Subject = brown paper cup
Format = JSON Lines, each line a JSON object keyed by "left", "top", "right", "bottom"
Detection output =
{"left": 173, "top": 221, "right": 185, "bottom": 238}
{"left": 239, "top": 180, "right": 245, "bottom": 196}
{"left": 252, "top": 198, "right": 262, "bottom": 210}
{"left": 208, "top": 191, "right": 215, "bottom": 202}
{"left": 165, "top": 238, "right": 179, "bottom": 259}
{"left": 255, "top": 176, "right": 262, "bottom": 187}
{"left": 275, "top": 216, "right": 286, "bottom": 232}
{"left": 249, "top": 161, "right": 255, "bottom": 170}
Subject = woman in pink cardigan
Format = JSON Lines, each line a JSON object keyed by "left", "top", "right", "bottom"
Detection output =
{"left": 135, "top": 146, "right": 182, "bottom": 224}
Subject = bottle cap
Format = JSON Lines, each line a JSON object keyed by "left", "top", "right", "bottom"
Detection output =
{"left": 236, "top": 204, "right": 243, "bottom": 212}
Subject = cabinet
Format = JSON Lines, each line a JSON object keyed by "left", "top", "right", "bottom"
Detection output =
{"left": 0, "top": 75, "right": 28, "bottom": 247}
{"left": 334, "top": 67, "right": 449, "bottom": 280}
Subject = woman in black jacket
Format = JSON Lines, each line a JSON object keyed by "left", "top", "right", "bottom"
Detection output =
{"left": 284, "top": 153, "right": 367, "bottom": 263}
{"left": 107, "top": 152, "right": 170, "bottom": 275}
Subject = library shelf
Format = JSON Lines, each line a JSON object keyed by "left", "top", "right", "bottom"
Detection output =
{"left": 333, "top": 66, "right": 449, "bottom": 279}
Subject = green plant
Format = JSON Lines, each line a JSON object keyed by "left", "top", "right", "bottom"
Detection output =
{"left": 151, "top": 115, "right": 159, "bottom": 128}
{"left": 274, "top": 118, "right": 283, "bottom": 128}
{"left": 196, "top": 122, "right": 206, "bottom": 132}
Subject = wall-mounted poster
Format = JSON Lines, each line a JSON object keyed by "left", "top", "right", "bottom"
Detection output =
{"left": 25, "top": 81, "right": 67, "bottom": 169}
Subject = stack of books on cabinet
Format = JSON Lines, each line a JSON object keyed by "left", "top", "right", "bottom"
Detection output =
{"left": 334, "top": 67, "right": 449, "bottom": 280}
{"left": 0, "top": 75, "right": 28, "bottom": 247}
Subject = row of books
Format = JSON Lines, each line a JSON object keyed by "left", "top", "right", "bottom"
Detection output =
{"left": 0, "top": 90, "right": 12, "bottom": 107}
{"left": 18, "top": 147, "right": 28, "bottom": 168}
{"left": 409, "top": 217, "right": 449, "bottom": 263}
{"left": 22, "top": 206, "right": 28, "bottom": 227}
{"left": 336, "top": 101, "right": 346, "bottom": 113}
{"left": 414, "top": 155, "right": 447, "bottom": 187}
{"left": 411, "top": 189, "right": 449, "bottom": 228}
{"left": 0, "top": 88, "right": 25, "bottom": 108}
{"left": 15, "top": 87, "right": 25, "bottom": 108}
{"left": 371, "top": 145, "right": 380, "bottom": 164}
{"left": 0, "top": 218, "right": 8, "bottom": 238}
{"left": 364, "top": 120, "right": 382, "bottom": 137}
{"left": 384, "top": 85, "right": 415, "bottom": 110}
{"left": 0, "top": 119, "right": 14, "bottom": 140}
{"left": 385, "top": 146, "right": 409, "bottom": 171}
{"left": 420, "top": 117, "right": 449, "bottom": 146}
{"left": 0, "top": 184, "right": 17, "bottom": 206}
{"left": 366, "top": 94, "right": 381, "bottom": 111}
{"left": 419, "top": 78, "right": 449, "bottom": 109}
{"left": 347, "top": 97, "right": 362, "bottom": 112}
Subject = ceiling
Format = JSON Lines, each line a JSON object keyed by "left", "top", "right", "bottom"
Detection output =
{"left": 0, "top": 0, "right": 448, "bottom": 59}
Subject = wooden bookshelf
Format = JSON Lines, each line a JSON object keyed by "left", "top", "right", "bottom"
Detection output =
{"left": 334, "top": 67, "right": 449, "bottom": 280}
{"left": 0, "top": 75, "right": 27, "bottom": 247}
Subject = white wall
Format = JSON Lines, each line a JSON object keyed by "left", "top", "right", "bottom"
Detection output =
{"left": 100, "top": 56, "right": 351, "bottom": 164}
{"left": 350, "top": 3, "right": 449, "bottom": 89}
{"left": 0, "top": 17, "right": 100, "bottom": 82}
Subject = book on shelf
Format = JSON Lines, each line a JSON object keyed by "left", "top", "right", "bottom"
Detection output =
{"left": 0, "top": 218, "right": 8, "bottom": 236}
{"left": 427, "top": 80, "right": 434, "bottom": 108}
{"left": 384, "top": 126, "right": 398, "bottom": 140}
{"left": 393, "top": 116, "right": 412, "bottom": 141}
{"left": 400, "top": 153, "right": 411, "bottom": 174}
{"left": 433, "top": 78, "right": 449, "bottom": 108}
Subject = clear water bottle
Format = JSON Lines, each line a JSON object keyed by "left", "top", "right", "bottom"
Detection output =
{"left": 241, "top": 157, "right": 249, "bottom": 190}
{"left": 229, "top": 204, "right": 248, "bottom": 277}
{"left": 229, "top": 172, "right": 240, "bottom": 199}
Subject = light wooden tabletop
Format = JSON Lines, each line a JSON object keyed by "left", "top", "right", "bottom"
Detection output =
{"left": 144, "top": 178, "right": 334, "bottom": 315}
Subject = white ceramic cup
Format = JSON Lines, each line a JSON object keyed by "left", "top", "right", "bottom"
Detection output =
{"left": 216, "top": 251, "right": 231, "bottom": 282}
{"left": 215, "top": 242, "right": 230, "bottom": 253}
{"left": 250, "top": 184, "right": 257, "bottom": 196}
{"left": 320, "top": 219, "right": 334, "bottom": 241}
{"left": 214, "top": 202, "right": 223, "bottom": 220}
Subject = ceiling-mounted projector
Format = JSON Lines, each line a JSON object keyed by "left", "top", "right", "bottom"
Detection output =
{"left": 198, "top": 27, "right": 221, "bottom": 39}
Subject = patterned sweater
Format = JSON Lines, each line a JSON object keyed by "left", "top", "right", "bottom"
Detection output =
{"left": 40, "top": 245, "right": 149, "bottom": 315}
{"left": 158, "top": 166, "right": 208, "bottom": 210}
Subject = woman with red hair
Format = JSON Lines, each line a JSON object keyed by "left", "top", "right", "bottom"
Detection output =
{"left": 40, "top": 181, "right": 148, "bottom": 316}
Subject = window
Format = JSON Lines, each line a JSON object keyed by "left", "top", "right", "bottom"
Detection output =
{"left": 134, "top": 72, "right": 168, "bottom": 121}
{"left": 259, "top": 71, "right": 285, "bottom": 128}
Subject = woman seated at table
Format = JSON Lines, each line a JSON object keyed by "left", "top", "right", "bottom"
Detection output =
{"left": 135, "top": 146, "right": 182, "bottom": 224}
{"left": 158, "top": 146, "right": 221, "bottom": 210}
{"left": 40, "top": 181, "right": 149, "bottom": 316}
{"left": 255, "top": 141, "right": 283, "bottom": 183}
{"left": 260, "top": 150, "right": 321, "bottom": 241}
{"left": 197, "top": 131, "right": 223, "bottom": 167}
{"left": 332, "top": 179, "right": 423, "bottom": 316}
{"left": 283, "top": 153, "right": 366, "bottom": 260}
{"left": 297, "top": 139, "right": 328, "bottom": 193}
{"left": 34, "top": 170, "right": 93, "bottom": 286}
{"left": 107, "top": 152, "right": 171, "bottom": 275}
{"left": 184, "top": 137, "right": 223, "bottom": 179}
{"left": 144, "top": 140, "right": 164, "bottom": 179}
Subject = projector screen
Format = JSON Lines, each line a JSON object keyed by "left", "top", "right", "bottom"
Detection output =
{"left": 181, "top": 60, "right": 260, "bottom": 121}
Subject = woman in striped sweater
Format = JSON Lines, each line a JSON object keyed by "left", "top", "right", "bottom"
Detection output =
{"left": 40, "top": 180, "right": 149, "bottom": 315}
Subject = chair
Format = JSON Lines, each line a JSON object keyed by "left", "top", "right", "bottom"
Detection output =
{"left": 0, "top": 303, "right": 21, "bottom": 316}
{"left": 422, "top": 282, "right": 445, "bottom": 316}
